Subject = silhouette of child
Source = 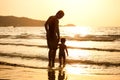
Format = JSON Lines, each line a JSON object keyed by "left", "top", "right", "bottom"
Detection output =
{"left": 59, "top": 38, "right": 68, "bottom": 67}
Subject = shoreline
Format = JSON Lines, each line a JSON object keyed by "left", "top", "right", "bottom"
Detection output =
{"left": 0, "top": 65, "right": 120, "bottom": 80}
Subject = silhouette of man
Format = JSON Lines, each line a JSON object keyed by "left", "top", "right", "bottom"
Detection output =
{"left": 48, "top": 70, "right": 55, "bottom": 80}
{"left": 45, "top": 10, "right": 64, "bottom": 67}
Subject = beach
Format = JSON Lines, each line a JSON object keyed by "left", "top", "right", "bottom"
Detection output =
{"left": 0, "top": 0, "right": 120, "bottom": 79}
{"left": 0, "top": 26, "right": 120, "bottom": 80}
{"left": 0, "top": 65, "right": 120, "bottom": 80}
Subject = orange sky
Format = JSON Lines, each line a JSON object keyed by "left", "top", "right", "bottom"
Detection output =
{"left": 0, "top": 0, "right": 120, "bottom": 27}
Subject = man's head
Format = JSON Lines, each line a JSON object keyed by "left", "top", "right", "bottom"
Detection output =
{"left": 56, "top": 10, "right": 64, "bottom": 19}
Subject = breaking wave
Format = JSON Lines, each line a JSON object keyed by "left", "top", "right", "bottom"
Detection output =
{"left": 0, "top": 42, "right": 120, "bottom": 52}
{"left": 66, "top": 34, "right": 120, "bottom": 41}
{"left": 0, "top": 52, "right": 120, "bottom": 67}
{"left": 0, "top": 33, "right": 120, "bottom": 41}
{"left": 0, "top": 33, "right": 45, "bottom": 39}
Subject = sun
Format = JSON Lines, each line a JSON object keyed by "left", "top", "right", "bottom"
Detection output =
{"left": 68, "top": 26, "right": 90, "bottom": 37}
{"left": 76, "top": 26, "right": 90, "bottom": 37}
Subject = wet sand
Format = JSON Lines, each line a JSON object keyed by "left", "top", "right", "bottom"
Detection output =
{"left": 0, "top": 65, "right": 120, "bottom": 80}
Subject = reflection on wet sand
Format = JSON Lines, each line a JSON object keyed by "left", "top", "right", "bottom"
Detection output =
{"left": 48, "top": 70, "right": 55, "bottom": 80}
{"left": 48, "top": 70, "right": 67, "bottom": 80}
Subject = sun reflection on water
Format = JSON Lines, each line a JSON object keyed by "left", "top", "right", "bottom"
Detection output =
{"left": 61, "top": 26, "right": 93, "bottom": 75}
{"left": 65, "top": 65, "right": 88, "bottom": 75}
{"left": 66, "top": 26, "right": 91, "bottom": 37}
{"left": 68, "top": 49, "right": 90, "bottom": 60}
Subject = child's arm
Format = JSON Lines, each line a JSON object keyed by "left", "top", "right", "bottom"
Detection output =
{"left": 65, "top": 45, "right": 69, "bottom": 56}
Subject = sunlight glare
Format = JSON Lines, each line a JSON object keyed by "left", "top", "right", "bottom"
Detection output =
{"left": 67, "top": 49, "right": 90, "bottom": 60}
{"left": 68, "top": 49, "right": 81, "bottom": 59}
{"left": 67, "top": 26, "right": 90, "bottom": 37}
{"left": 75, "top": 26, "right": 90, "bottom": 37}
{"left": 66, "top": 66, "right": 87, "bottom": 74}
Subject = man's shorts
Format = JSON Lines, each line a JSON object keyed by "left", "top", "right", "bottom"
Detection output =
{"left": 47, "top": 35, "right": 59, "bottom": 50}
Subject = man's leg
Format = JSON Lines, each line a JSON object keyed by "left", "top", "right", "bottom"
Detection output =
{"left": 51, "top": 50, "right": 56, "bottom": 67}
{"left": 48, "top": 49, "right": 52, "bottom": 67}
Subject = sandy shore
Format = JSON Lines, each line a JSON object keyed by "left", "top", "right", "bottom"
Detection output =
{"left": 0, "top": 65, "right": 120, "bottom": 80}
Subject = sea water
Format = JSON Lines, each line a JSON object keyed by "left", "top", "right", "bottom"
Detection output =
{"left": 0, "top": 26, "right": 120, "bottom": 75}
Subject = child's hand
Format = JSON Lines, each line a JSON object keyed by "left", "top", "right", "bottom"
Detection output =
{"left": 67, "top": 54, "right": 69, "bottom": 56}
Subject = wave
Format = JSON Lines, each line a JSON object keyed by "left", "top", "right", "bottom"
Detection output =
{"left": 68, "top": 46, "right": 120, "bottom": 52}
{"left": 0, "top": 34, "right": 120, "bottom": 41}
{"left": 14, "top": 33, "right": 45, "bottom": 39}
{"left": 0, "top": 61, "right": 48, "bottom": 69}
{"left": 0, "top": 35, "right": 11, "bottom": 38}
{"left": 0, "top": 43, "right": 46, "bottom": 48}
{"left": 66, "top": 59, "right": 120, "bottom": 67}
{"left": 0, "top": 52, "right": 48, "bottom": 61}
{"left": 0, "top": 42, "right": 120, "bottom": 52}
{"left": 0, "top": 33, "right": 45, "bottom": 39}
{"left": 0, "top": 52, "right": 120, "bottom": 67}
{"left": 66, "top": 34, "right": 120, "bottom": 41}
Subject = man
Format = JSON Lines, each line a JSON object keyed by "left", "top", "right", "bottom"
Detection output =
{"left": 45, "top": 10, "right": 64, "bottom": 67}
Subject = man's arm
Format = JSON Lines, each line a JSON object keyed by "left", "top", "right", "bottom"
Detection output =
{"left": 56, "top": 26, "right": 60, "bottom": 39}
{"left": 45, "top": 19, "right": 49, "bottom": 33}
{"left": 55, "top": 20, "right": 60, "bottom": 39}
{"left": 45, "top": 17, "right": 51, "bottom": 33}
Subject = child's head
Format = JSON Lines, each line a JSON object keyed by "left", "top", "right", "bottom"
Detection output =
{"left": 61, "top": 38, "right": 66, "bottom": 44}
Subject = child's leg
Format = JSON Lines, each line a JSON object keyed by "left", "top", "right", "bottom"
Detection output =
{"left": 63, "top": 56, "right": 66, "bottom": 67}
{"left": 59, "top": 56, "right": 62, "bottom": 67}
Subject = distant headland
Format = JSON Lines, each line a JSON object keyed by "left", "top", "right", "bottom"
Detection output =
{"left": 0, "top": 16, "right": 76, "bottom": 27}
{"left": 64, "top": 24, "right": 76, "bottom": 27}
{"left": 0, "top": 16, "right": 45, "bottom": 27}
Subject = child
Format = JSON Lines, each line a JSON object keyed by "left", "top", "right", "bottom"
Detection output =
{"left": 59, "top": 38, "right": 68, "bottom": 67}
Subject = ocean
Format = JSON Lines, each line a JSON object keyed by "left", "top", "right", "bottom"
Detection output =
{"left": 0, "top": 26, "right": 120, "bottom": 75}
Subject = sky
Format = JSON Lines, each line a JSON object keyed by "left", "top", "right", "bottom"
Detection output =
{"left": 0, "top": 0, "right": 120, "bottom": 27}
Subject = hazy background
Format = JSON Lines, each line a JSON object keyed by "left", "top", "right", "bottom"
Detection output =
{"left": 0, "top": 0, "right": 120, "bottom": 26}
